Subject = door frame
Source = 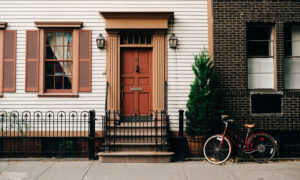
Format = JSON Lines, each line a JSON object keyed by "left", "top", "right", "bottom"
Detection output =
{"left": 101, "top": 12, "right": 173, "bottom": 112}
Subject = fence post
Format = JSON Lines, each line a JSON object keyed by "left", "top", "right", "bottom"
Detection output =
{"left": 89, "top": 110, "right": 96, "bottom": 160}
{"left": 178, "top": 110, "right": 185, "bottom": 160}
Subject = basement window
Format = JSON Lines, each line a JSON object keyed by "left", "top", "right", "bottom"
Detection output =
{"left": 251, "top": 94, "right": 282, "bottom": 114}
{"left": 284, "top": 25, "right": 300, "bottom": 89}
{"left": 247, "top": 24, "right": 274, "bottom": 89}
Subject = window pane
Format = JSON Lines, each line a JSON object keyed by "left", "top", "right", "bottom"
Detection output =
{"left": 56, "top": 32, "right": 63, "bottom": 45}
{"left": 55, "top": 62, "right": 64, "bottom": 75}
{"left": 46, "top": 46, "right": 55, "bottom": 59}
{"left": 63, "top": 62, "right": 72, "bottom": 75}
{"left": 140, "top": 35, "right": 146, "bottom": 44}
{"left": 285, "top": 41, "right": 292, "bottom": 56}
{"left": 247, "top": 41, "right": 272, "bottom": 56}
{"left": 121, "top": 35, "right": 127, "bottom": 44}
{"left": 55, "top": 76, "right": 63, "bottom": 89}
{"left": 128, "top": 35, "right": 133, "bottom": 44}
{"left": 55, "top": 47, "right": 63, "bottom": 60}
{"left": 64, "top": 76, "right": 72, "bottom": 89}
{"left": 64, "top": 32, "right": 72, "bottom": 46}
{"left": 46, "top": 32, "right": 55, "bottom": 45}
{"left": 45, "top": 62, "right": 54, "bottom": 75}
{"left": 46, "top": 76, "right": 54, "bottom": 89}
{"left": 134, "top": 35, "right": 139, "bottom": 44}
{"left": 64, "top": 47, "right": 72, "bottom": 60}
{"left": 146, "top": 35, "right": 151, "bottom": 44}
{"left": 247, "top": 26, "right": 272, "bottom": 40}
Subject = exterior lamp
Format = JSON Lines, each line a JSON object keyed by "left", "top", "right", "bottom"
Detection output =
{"left": 96, "top": 34, "right": 105, "bottom": 49}
{"left": 169, "top": 33, "right": 178, "bottom": 49}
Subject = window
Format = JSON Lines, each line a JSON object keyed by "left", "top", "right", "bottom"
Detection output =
{"left": 284, "top": 25, "right": 300, "bottom": 89}
{"left": 251, "top": 94, "right": 282, "bottom": 114}
{"left": 45, "top": 31, "right": 73, "bottom": 92}
{"left": 247, "top": 25, "right": 274, "bottom": 89}
{"left": 26, "top": 22, "right": 92, "bottom": 95}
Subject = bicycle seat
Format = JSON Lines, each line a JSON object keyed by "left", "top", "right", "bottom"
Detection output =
{"left": 244, "top": 124, "right": 255, "bottom": 128}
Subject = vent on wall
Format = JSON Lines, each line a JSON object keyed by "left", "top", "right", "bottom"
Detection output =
{"left": 251, "top": 94, "right": 282, "bottom": 114}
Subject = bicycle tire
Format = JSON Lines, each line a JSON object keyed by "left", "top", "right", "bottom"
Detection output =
{"left": 203, "top": 135, "right": 232, "bottom": 164}
{"left": 246, "top": 133, "right": 276, "bottom": 163}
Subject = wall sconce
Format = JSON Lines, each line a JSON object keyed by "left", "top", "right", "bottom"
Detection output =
{"left": 169, "top": 33, "right": 178, "bottom": 49}
{"left": 96, "top": 34, "right": 105, "bottom": 49}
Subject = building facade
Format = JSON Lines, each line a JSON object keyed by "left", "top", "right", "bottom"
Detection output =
{"left": 0, "top": 0, "right": 209, "bottom": 132}
{"left": 210, "top": 0, "right": 300, "bottom": 157}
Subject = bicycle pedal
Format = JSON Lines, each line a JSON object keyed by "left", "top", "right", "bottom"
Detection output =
{"left": 210, "top": 157, "right": 217, "bottom": 162}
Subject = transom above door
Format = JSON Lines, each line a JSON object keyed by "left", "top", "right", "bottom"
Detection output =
{"left": 121, "top": 49, "right": 152, "bottom": 117}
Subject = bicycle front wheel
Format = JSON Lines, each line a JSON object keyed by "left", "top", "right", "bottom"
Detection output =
{"left": 247, "top": 133, "right": 276, "bottom": 163}
{"left": 203, "top": 135, "right": 232, "bottom": 164}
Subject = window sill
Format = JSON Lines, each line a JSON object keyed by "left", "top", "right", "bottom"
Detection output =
{"left": 38, "top": 93, "right": 79, "bottom": 98}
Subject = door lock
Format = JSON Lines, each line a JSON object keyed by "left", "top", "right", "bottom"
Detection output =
{"left": 136, "top": 65, "right": 139, "bottom": 72}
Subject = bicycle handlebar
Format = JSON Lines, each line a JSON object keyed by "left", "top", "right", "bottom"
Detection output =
{"left": 221, "top": 114, "right": 234, "bottom": 123}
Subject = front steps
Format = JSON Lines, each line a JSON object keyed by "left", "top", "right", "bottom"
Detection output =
{"left": 98, "top": 151, "right": 174, "bottom": 163}
{"left": 99, "top": 114, "right": 173, "bottom": 163}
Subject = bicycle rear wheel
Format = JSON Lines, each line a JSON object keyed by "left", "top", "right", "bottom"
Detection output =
{"left": 247, "top": 133, "right": 276, "bottom": 163}
{"left": 203, "top": 135, "right": 232, "bottom": 164}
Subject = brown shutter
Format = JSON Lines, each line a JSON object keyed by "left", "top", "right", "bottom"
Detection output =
{"left": 25, "top": 30, "right": 39, "bottom": 92}
{"left": 78, "top": 30, "right": 92, "bottom": 92}
{"left": 3, "top": 30, "right": 16, "bottom": 92}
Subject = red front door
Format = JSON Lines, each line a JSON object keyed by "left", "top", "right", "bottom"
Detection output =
{"left": 121, "top": 49, "right": 152, "bottom": 117}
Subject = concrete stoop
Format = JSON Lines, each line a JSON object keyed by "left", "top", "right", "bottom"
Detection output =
{"left": 98, "top": 151, "right": 174, "bottom": 163}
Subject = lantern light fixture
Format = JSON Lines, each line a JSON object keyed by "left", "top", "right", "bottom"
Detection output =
{"left": 96, "top": 34, "right": 105, "bottom": 49}
{"left": 169, "top": 33, "right": 178, "bottom": 49}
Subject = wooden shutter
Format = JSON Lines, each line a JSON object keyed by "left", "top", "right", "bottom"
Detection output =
{"left": 78, "top": 30, "right": 92, "bottom": 92}
{"left": 25, "top": 30, "right": 39, "bottom": 92}
{"left": 3, "top": 30, "right": 16, "bottom": 92}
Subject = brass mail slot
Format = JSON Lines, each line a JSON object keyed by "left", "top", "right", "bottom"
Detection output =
{"left": 130, "top": 87, "right": 143, "bottom": 91}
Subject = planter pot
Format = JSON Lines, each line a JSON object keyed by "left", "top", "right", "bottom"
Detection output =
{"left": 187, "top": 136, "right": 206, "bottom": 156}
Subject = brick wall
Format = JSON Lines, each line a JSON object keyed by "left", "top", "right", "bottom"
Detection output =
{"left": 212, "top": 0, "right": 300, "bottom": 132}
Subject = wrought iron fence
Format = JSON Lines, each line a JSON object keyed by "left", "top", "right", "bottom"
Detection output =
{"left": 102, "top": 110, "right": 170, "bottom": 152}
{"left": 0, "top": 110, "right": 97, "bottom": 159}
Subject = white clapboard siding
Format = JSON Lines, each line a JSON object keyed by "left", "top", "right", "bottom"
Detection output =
{"left": 0, "top": 0, "right": 208, "bottom": 131}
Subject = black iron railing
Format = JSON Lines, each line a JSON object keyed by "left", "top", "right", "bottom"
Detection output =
{"left": 0, "top": 110, "right": 97, "bottom": 159}
{"left": 102, "top": 110, "right": 169, "bottom": 152}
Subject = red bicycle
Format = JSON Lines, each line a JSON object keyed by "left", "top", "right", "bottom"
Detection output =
{"left": 203, "top": 115, "right": 277, "bottom": 164}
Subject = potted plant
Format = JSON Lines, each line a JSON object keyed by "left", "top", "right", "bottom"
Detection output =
{"left": 185, "top": 49, "right": 218, "bottom": 155}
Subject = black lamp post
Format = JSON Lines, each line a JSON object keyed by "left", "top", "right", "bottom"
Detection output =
{"left": 169, "top": 33, "right": 178, "bottom": 49}
{"left": 96, "top": 34, "right": 105, "bottom": 49}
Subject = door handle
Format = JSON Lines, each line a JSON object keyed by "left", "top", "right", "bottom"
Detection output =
{"left": 136, "top": 65, "right": 139, "bottom": 73}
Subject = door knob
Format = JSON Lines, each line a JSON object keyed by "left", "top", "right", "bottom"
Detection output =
{"left": 136, "top": 65, "right": 139, "bottom": 72}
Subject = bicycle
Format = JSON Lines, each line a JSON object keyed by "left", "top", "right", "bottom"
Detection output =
{"left": 203, "top": 115, "right": 277, "bottom": 164}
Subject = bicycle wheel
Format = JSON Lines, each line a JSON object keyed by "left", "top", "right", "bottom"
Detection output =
{"left": 203, "top": 135, "right": 232, "bottom": 164}
{"left": 247, "top": 133, "right": 276, "bottom": 163}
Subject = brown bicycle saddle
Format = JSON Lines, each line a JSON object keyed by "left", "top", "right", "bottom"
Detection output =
{"left": 244, "top": 124, "right": 255, "bottom": 128}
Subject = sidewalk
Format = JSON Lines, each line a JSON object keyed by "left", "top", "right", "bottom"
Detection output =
{"left": 0, "top": 160, "right": 300, "bottom": 180}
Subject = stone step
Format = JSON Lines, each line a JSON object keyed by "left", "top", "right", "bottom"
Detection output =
{"left": 104, "top": 143, "right": 170, "bottom": 152}
{"left": 98, "top": 151, "right": 174, "bottom": 163}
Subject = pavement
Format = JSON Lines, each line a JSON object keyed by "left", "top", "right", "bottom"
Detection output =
{"left": 0, "top": 160, "right": 299, "bottom": 180}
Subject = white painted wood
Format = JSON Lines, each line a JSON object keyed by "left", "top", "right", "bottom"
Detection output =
{"left": 0, "top": 0, "right": 208, "bottom": 131}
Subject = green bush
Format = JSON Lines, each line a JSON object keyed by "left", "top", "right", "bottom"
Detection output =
{"left": 185, "top": 49, "right": 218, "bottom": 137}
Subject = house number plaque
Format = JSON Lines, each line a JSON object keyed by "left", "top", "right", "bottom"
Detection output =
{"left": 130, "top": 88, "right": 143, "bottom": 91}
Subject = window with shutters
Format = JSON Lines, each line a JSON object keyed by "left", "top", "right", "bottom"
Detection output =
{"left": 26, "top": 22, "right": 91, "bottom": 96}
{"left": 44, "top": 30, "right": 73, "bottom": 93}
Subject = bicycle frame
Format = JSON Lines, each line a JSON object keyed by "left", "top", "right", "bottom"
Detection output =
{"left": 219, "top": 122, "right": 257, "bottom": 152}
